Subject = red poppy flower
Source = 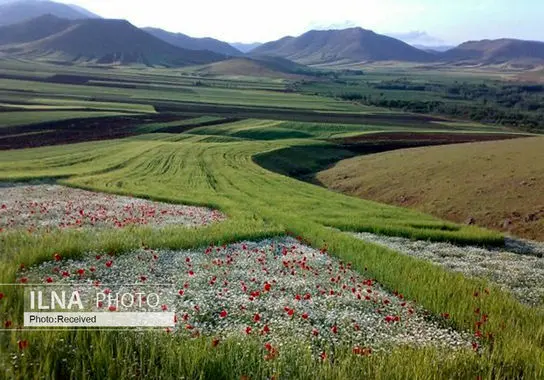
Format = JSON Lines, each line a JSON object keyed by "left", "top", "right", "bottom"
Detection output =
{"left": 312, "top": 328, "right": 319, "bottom": 336}
{"left": 19, "top": 277, "right": 28, "bottom": 284}
{"left": 245, "top": 326, "right": 252, "bottom": 335}
{"left": 331, "top": 325, "right": 338, "bottom": 334}
{"left": 253, "top": 313, "right": 261, "bottom": 322}
{"left": 263, "top": 283, "right": 271, "bottom": 292}
{"left": 301, "top": 313, "right": 309, "bottom": 320}
{"left": 212, "top": 337, "right": 220, "bottom": 347}
{"left": 219, "top": 310, "right": 228, "bottom": 318}
{"left": 320, "top": 351, "right": 327, "bottom": 361}
{"left": 262, "top": 325, "right": 270, "bottom": 334}
{"left": 46, "top": 277, "right": 53, "bottom": 283}
{"left": 53, "top": 253, "right": 62, "bottom": 262}
{"left": 178, "top": 290, "right": 185, "bottom": 296}
{"left": 17, "top": 340, "right": 28, "bottom": 350}
{"left": 108, "top": 306, "right": 117, "bottom": 312}
{"left": 161, "top": 304, "right": 168, "bottom": 311}
{"left": 105, "top": 261, "right": 113, "bottom": 268}
{"left": 0, "top": 293, "right": 4, "bottom": 300}
{"left": 4, "top": 320, "right": 12, "bottom": 328}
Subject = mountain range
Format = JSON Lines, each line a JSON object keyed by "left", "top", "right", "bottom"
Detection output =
{"left": 0, "top": 0, "right": 543, "bottom": 69}
{"left": 0, "top": 15, "right": 226, "bottom": 66}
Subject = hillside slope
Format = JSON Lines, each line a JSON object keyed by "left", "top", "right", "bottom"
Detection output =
{"left": 441, "top": 39, "right": 544, "bottom": 67}
{"left": 196, "top": 56, "right": 312, "bottom": 78}
{"left": 0, "top": 16, "right": 225, "bottom": 66}
{"left": 252, "top": 27, "right": 433, "bottom": 64}
{"left": 316, "top": 137, "right": 544, "bottom": 240}
{"left": 0, "top": 0, "right": 98, "bottom": 26}
{"left": 143, "top": 27, "right": 241, "bottom": 56}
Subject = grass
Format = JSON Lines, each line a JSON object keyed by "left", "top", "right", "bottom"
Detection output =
{"left": 31, "top": 98, "right": 156, "bottom": 113}
{"left": 0, "top": 111, "right": 133, "bottom": 128}
{"left": 135, "top": 116, "right": 226, "bottom": 133}
{"left": 316, "top": 136, "right": 544, "bottom": 241}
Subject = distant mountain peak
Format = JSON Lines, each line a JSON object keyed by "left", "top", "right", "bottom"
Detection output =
{"left": 251, "top": 27, "right": 432, "bottom": 64}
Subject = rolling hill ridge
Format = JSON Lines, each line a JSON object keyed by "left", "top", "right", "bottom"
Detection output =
{"left": 196, "top": 56, "right": 316, "bottom": 79}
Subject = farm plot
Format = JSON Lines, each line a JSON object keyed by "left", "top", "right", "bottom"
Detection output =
{"left": 353, "top": 232, "right": 544, "bottom": 307}
{"left": 0, "top": 184, "right": 225, "bottom": 231}
{"left": 21, "top": 237, "right": 472, "bottom": 355}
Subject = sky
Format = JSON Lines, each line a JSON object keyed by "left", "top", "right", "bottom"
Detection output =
{"left": 57, "top": 0, "right": 544, "bottom": 44}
